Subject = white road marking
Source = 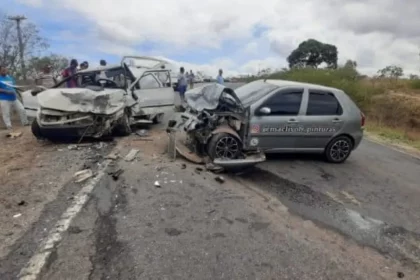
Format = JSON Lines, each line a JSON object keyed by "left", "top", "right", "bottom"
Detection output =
{"left": 18, "top": 160, "right": 112, "bottom": 280}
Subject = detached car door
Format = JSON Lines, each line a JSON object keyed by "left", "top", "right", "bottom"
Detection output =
{"left": 248, "top": 88, "right": 305, "bottom": 152}
{"left": 296, "top": 89, "right": 346, "bottom": 150}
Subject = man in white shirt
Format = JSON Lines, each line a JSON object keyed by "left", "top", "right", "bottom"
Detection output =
{"left": 35, "top": 65, "right": 56, "bottom": 88}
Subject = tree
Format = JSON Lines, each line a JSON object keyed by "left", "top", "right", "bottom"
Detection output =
{"left": 343, "top": 59, "right": 357, "bottom": 69}
{"left": 377, "top": 65, "right": 404, "bottom": 79}
{"left": 27, "top": 54, "right": 69, "bottom": 79}
{"left": 0, "top": 14, "right": 49, "bottom": 79}
{"left": 409, "top": 74, "right": 419, "bottom": 80}
{"left": 287, "top": 39, "right": 338, "bottom": 69}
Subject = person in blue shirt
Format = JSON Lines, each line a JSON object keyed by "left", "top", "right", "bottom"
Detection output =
{"left": 0, "top": 65, "right": 28, "bottom": 129}
{"left": 216, "top": 69, "right": 224, "bottom": 85}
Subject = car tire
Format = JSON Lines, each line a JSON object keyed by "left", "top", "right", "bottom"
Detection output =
{"left": 113, "top": 111, "right": 132, "bottom": 136}
{"left": 31, "top": 119, "right": 44, "bottom": 139}
{"left": 207, "top": 132, "right": 242, "bottom": 160}
{"left": 152, "top": 113, "right": 164, "bottom": 124}
{"left": 324, "top": 135, "right": 353, "bottom": 163}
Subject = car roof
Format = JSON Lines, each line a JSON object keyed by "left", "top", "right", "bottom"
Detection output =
{"left": 263, "top": 79, "right": 342, "bottom": 93}
{"left": 77, "top": 64, "right": 122, "bottom": 73}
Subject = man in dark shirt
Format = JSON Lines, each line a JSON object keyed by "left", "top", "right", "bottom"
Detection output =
{"left": 61, "top": 59, "right": 78, "bottom": 88}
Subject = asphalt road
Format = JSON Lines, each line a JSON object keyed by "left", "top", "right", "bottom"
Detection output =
{"left": 1, "top": 82, "right": 420, "bottom": 279}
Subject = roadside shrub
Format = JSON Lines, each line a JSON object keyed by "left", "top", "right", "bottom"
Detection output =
{"left": 410, "top": 79, "right": 420, "bottom": 90}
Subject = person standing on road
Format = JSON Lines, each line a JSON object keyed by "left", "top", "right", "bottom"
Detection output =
{"left": 216, "top": 69, "right": 224, "bottom": 85}
{"left": 0, "top": 65, "right": 29, "bottom": 129}
{"left": 188, "top": 70, "right": 195, "bottom": 89}
{"left": 35, "top": 65, "right": 57, "bottom": 88}
{"left": 61, "top": 59, "right": 78, "bottom": 88}
{"left": 177, "top": 67, "right": 188, "bottom": 101}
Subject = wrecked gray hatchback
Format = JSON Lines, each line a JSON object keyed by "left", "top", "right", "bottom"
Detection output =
{"left": 167, "top": 83, "right": 266, "bottom": 169}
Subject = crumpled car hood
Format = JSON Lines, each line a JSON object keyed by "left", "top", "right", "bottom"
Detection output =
{"left": 185, "top": 83, "right": 243, "bottom": 112}
{"left": 37, "top": 88, "right": 126, "bottom": 115}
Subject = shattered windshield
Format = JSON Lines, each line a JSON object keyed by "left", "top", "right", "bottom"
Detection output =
{"left": 235, "top": 80, "right": 278, "bottom": 107}
{"left": 56, "top": 67, "right": 127, "bottom": 89}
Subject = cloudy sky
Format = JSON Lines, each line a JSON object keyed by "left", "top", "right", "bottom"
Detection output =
{"left": 4, "top": 0, "right": 420, "bottom": 77}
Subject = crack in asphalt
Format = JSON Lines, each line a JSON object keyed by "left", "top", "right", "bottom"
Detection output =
{"left": 236, "top": 167, "right": 420, "bottom": 269}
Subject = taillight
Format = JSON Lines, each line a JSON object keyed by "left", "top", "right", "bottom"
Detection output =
{"left": 361, "top": 112, "right": 365, "bottom": 127}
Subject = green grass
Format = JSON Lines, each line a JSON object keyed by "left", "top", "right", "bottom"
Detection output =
{"left": 365, "top": 123, "right": 420, "bottom": 150}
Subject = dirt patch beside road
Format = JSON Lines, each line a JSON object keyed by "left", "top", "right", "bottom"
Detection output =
{"left": 0, "top": 124, "right": 114, "bottom": 259}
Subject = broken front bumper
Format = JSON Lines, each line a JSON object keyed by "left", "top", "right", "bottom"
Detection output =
{"left": 167, "top": 119, "right": 266, "bottom": 170}
{"left": 37, "top": 109, "right": 116, "bottom": 139}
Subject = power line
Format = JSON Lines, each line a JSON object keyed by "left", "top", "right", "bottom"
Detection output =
{"left": 8, "top": 15, "right": 27, "bottom": 81}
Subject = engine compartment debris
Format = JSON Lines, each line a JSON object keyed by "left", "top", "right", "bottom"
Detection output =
{"left": 166, "top": 84, "right": 266, "bottom": 171}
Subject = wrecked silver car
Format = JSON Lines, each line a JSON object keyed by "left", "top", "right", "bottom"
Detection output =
{"left": 169, "top": 79, "right": 365, "bottom": 166}
{"left": 31, "top": 64, "right": 138, "bottom": 141}
{"left": 167, "top": 83, "right": 266, "bottom": 169}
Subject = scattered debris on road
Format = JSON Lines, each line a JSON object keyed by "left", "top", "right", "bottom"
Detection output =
{"left": 215, "top": 176, "right": 225, "bottom": 184}
{"left": 13, "top": 213, "right": 22, "bottom": 218}
{"left": 68, "top": 226, "right": 83, "bottom": 234}
{"left": 67, "top": 145, "right": 78, "bottom": 150}
{"left": 124, "top": 149, "right": 139, "bottom": 161}
{"left": 17, "top": 200, "right": 26, "bottom": 206}
{"left": 154, "top": 181, "right": 161, "bottom": 188}
{"left": 181, "top": 163, "right": 186, "bottom": 169}
{"left": 105, "top": 153, "right": 119, "bottom": 160}
{"left": 6, "top": 132, "right": 22, "bottom": 139}
{"left": 398, "top": 271, "right": 405, "bottom": 278}
{"left": 74, "top": 169, "right": 93, "bottom": 183}
{"left": 110, "top": 168, "right": 124, "bottom": 181}
{"left": 135, "top": 129, "right": 149, "bottom": 137}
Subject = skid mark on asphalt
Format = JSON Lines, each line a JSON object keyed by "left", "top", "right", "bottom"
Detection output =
{"left": 17, "top": 159, "right": 112, "bottom": 280}
{"left": 239, "top": 167, "right": 420, "bottom": 268}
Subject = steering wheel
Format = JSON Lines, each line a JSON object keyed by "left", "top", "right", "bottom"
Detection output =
{"left": 95, "top": 78, "right": 119, "bottom": 88}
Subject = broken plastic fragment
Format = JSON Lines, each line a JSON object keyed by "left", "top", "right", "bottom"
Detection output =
{"left": 125, "top": 149, "right": 139, "bottom": 161}
{"left": 74, "top": 169, "right": 93, "bottom": 183}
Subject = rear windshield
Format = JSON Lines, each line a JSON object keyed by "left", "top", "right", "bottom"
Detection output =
{"left": 235, "top": 81, "right": 278, "bottom": 107}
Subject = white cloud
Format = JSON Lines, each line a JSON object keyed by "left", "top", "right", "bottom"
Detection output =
{"left": 18, "top": 0, "right": 420, "bottom": 77}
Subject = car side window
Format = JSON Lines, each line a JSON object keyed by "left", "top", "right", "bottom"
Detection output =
{"left": 139, "top": 74, "right": 160, "bottom": 89}
{"left": 307, "top": 91, "right": 343, "bottom": 116}
{"left": 263, "top": 90, "right": 303, "bottom": 116}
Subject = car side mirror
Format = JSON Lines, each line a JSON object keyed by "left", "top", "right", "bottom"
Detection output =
{"left": 259, "top": 107, "right": 271, "bottom": 115}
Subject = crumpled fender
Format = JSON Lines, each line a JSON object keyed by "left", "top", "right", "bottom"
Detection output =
{"left": 211, "top": 124, "right": 242, "bottom": 142}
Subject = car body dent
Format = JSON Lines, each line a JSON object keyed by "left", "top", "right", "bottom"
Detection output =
{"left": 169, "top": 79, "right": 364, "bottom": 167}
{"left": 37, "top": 88, "right": 127, "bottom": 115}
{"left": 22, "top": 57, "right": 176, "bottom": 123}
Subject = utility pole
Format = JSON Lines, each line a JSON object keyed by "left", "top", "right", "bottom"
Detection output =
{"left": 8, "top": 15, "right": 27, "bottom": 81}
